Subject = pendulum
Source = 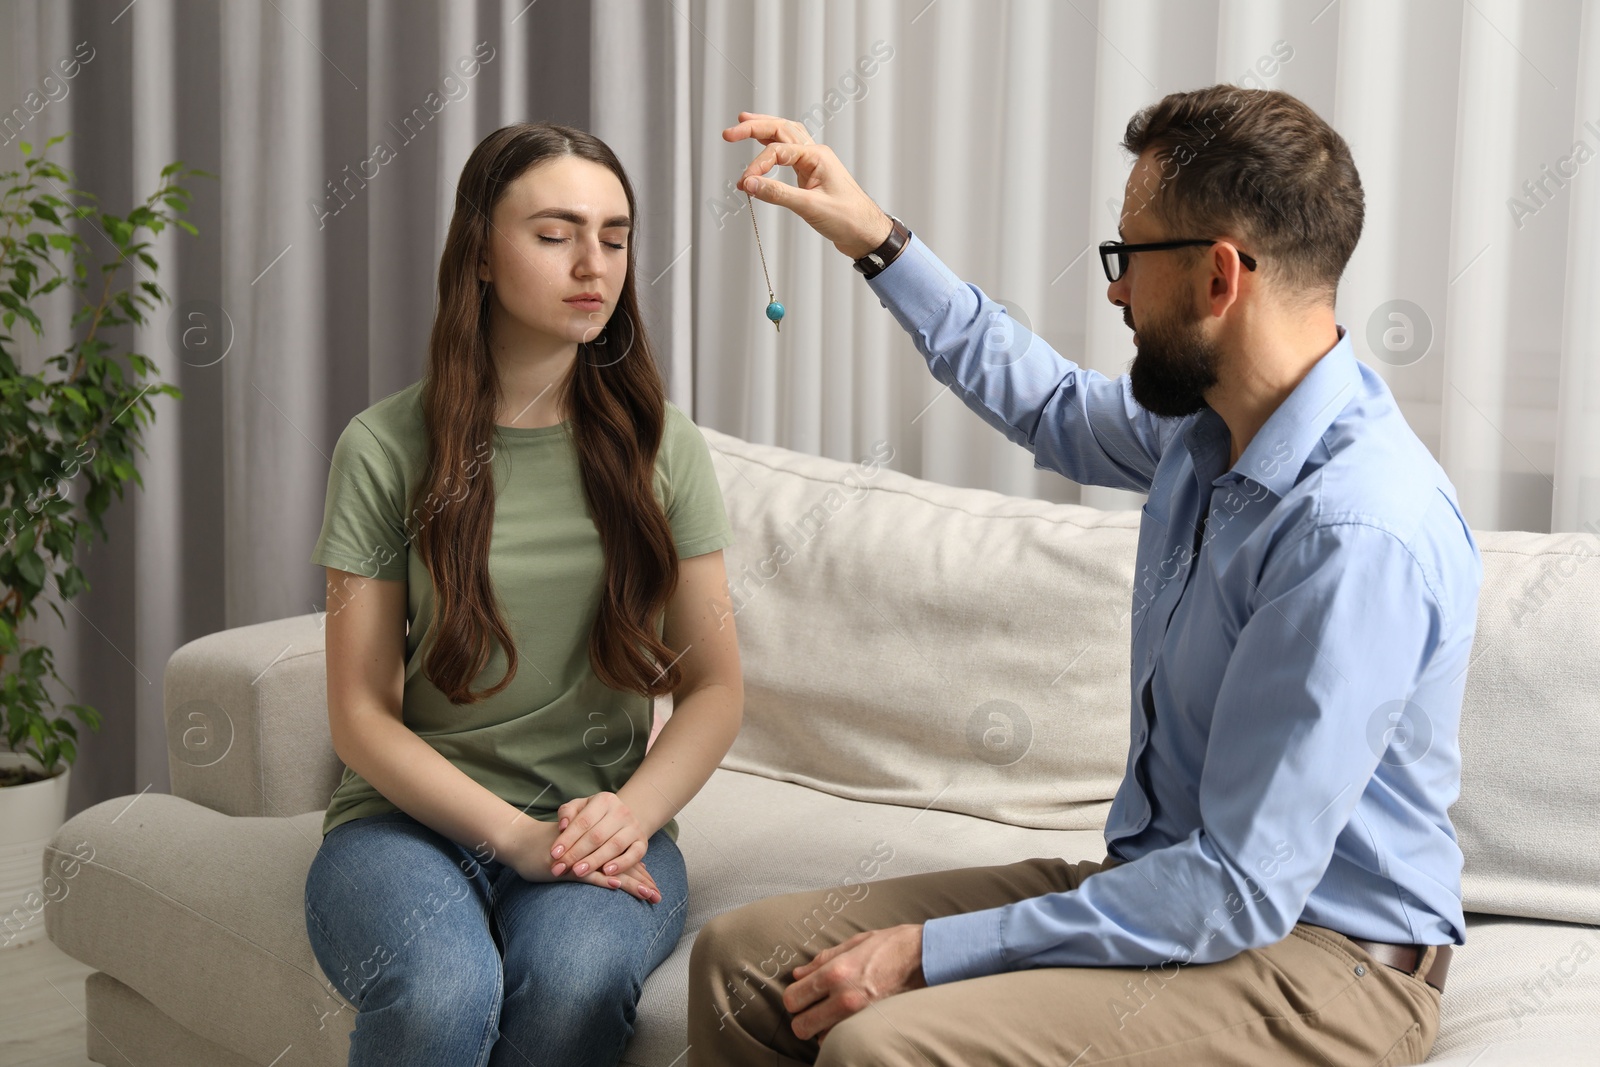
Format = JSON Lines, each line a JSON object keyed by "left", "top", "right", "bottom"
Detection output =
{"left": 746, "top": 192, "right": 784, "bottom": 333}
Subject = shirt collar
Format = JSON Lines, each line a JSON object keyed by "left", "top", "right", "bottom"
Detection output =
{"left": 1185, "top": 324, "right": 1361, "bottom": 498}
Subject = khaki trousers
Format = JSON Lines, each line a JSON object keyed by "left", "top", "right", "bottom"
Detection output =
{"left": 687, "top": 855, "right": 1443, "bottom": 1066}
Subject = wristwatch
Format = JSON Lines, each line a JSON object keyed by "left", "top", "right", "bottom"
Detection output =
{"left": 852, "top": 214, "right": 911, "bottom": 279}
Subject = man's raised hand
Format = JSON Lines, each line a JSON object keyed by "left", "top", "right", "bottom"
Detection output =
{"left": 722, "top": 111, "right": 894, "bottom": 260}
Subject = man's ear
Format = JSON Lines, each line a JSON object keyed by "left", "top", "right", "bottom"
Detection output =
{"left": 1206, "top": 245, "right": 1244, "bottom": 319}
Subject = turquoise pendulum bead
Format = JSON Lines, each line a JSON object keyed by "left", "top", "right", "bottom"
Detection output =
{"left": 747, "top": 192, "right": 783, "bottom": 333}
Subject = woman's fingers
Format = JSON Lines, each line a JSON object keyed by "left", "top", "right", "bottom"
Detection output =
{"left": 555, "top": 795, "right": 589, "bottom": 831}
{"left": 577, "top": 865, "right": 659, "bottom": 903}
{"left": 599, "top": 837, "right": 649, "bottom": 878}
{"left": 565, "top": 825, "right": 636, "bottom": 877}
{"left": 551, "top": 806, "right": 627, "bottom": 873}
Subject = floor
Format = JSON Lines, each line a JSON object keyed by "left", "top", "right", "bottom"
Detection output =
{"left": 3, "top": 933, "right": 99, "bottom": 1066}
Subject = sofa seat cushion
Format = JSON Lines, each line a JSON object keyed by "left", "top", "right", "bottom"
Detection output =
{"left": 48, "top": 767, "right": 1598, "bottom": 1066}
{"left": 1429, "top": 913, "right": 1600, "bottom": 1060}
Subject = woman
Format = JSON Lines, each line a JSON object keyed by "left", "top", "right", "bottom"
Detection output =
{"left": 303, "top": 123, "right": 743, "bottom": 1067}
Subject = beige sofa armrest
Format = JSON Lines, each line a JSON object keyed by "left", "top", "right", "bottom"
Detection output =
{"left": 165, "top": 612, "right": 341, "bottom": 818}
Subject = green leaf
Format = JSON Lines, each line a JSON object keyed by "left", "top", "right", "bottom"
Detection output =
{"left": 57, "top": 565, "right": 85, "bottom": 598}
{"left": 176, "top": 219, "right": 198, "bottom": 236}
{"left": 18, "top": 141, "right": 30, "bottom": 155}
{"left": 15, "top": 550, "right": 45, "bottom": 587}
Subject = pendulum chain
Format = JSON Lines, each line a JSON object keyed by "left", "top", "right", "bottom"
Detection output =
{"left": 747, "top": 192, "right": 784, "bottom": 333}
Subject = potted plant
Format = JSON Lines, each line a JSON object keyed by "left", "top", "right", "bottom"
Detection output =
{"left": 0, "top": 133, "right": 208, "bottom": 948}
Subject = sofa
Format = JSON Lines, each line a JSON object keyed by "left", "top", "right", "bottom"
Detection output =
{"left": 43, "top": 423, "right": 1600, "bottom": 1065}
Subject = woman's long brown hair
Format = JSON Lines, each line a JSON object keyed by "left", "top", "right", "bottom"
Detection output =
{"left": 414, "top": 123, "right": 681, "bottom": 704}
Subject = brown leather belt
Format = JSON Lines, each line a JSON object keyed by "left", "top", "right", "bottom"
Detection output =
{"left": 1346, "top": 937, "right": 1453, "bottom": 994}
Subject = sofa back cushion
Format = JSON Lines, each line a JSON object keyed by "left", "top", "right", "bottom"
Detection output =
{"left": 699, "top": 427, "right": 1600, "bottom": 925}
{"left": 1451, "top": 529, "right": 1600, "bottom": 925}
{"left": 700, "top": 427, "right": 1140, "bottom": 832}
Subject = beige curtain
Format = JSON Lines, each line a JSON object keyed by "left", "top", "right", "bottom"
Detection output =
{"left": 2, "top": 0, "right": 596, "bottom": 817}
{"left": 596, "top": 0, "right": 1600, "bottom": 525}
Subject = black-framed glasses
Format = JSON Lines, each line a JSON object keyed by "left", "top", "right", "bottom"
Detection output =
{"left": 1098, "top": 239, "right": 1258, "bottom": 283}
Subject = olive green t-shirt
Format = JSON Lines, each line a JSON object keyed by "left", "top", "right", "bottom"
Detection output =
{"left": 310, "top": 378, "right": 734, "bottom": 841}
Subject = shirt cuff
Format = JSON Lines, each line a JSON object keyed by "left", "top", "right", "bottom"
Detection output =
{"left": 863, "top": 233, "right": 965, "bottom": 337}
{"left": 920, "top": 906, "right": 1007, "bottom": 985}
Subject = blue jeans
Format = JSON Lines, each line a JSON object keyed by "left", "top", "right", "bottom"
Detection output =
{"left": 304, "top": 810, "right": 689, "bottom": 1067}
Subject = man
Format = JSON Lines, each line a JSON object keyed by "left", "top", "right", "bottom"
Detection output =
{"left": 689, "top": 86, "right": 1481, "bottom": 1066}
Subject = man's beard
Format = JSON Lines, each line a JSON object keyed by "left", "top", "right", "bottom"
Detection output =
{"left": 1126, "top": 296, "right": 1222, "bottom": 419}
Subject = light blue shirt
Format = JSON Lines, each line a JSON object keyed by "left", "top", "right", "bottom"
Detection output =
{"left": 866, "top": 234, "right": 1482, "bottom": 986}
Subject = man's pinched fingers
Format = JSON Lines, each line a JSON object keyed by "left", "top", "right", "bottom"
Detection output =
{"left": 739, "top": 140, "right": 819, "bottom": 186}
{"left": 727, "top": 112, "right": 815, "bottom": 145}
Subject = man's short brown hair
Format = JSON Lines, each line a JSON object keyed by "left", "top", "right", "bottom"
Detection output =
{"left": 1120, "top": 86, "right": 1363, "bottom": 306}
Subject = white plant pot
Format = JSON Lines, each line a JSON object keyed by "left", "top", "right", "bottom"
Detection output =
{"left": 0, "top": 750, "right": 72, "bottom": 950}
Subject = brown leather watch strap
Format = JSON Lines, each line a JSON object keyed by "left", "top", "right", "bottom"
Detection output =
{"left": 1347, "top": 937, "right": 1453, "bottom": 994}
{"left": 852, "top": 215, "right": 910, "bottom": 279}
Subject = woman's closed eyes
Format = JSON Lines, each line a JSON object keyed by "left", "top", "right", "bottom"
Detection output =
{"left": 538, "top": 234, "right": 626, "bottom": 250}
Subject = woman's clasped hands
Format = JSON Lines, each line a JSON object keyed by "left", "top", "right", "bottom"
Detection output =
{"left": 551, "top": 790, "right": 662, "bottom": 904}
